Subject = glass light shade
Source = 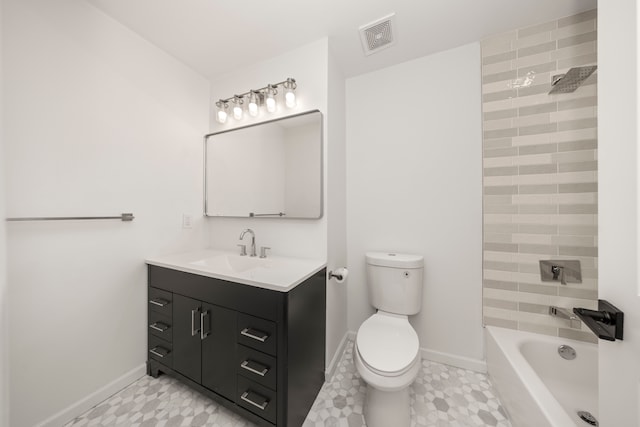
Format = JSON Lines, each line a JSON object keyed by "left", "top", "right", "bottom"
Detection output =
{"left": 232, "top": 97, "right": 243, "bottom": 120}
{"left": 233, "top": 104, "right": 243, "bottom": 120}
{"left": 216, "top": 103, "right": 228, "bottom": 123}
{"left": 248, "top": 92, "right": 259, "bottom": 117}
{"left": 266, "top": 92, "right": 276, "bottom": 113}
{"left": 285, "top": 88, "right": 296, "bottom": 108}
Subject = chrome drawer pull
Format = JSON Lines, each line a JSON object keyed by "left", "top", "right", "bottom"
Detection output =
{"left": 241, "top": 328, "right": 269, "bottom": 342}
{"left": 149, "top": 298, "right": 169, "bottom": 307}
{"left": 200, "top": 310, "right": 209, "bottom": 340}
{"left": 191, "top": 309, "right": 201, "bottom": 336}
{"left": 240, "top": 391, "right": 268, "bottom": 411}
{"left": 240, "top": 360, "right": 269, "bottom": 377}
{"left": 149, "top": 347, "right": 168, "bottom": 358}
{"left": 149, "top": 322, "right": 169, "bottom": 332}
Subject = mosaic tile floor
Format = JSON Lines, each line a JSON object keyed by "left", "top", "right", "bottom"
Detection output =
{"left": 65, "top": 340, "right": 511, "bottom": 427}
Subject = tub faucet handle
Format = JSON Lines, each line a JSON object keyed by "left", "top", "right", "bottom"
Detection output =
{"left": 551, "top": 265, "right": 565, "bottom": 284}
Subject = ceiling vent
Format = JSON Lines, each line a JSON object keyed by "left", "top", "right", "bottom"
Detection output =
{"left": 359, "top": 13, "right": 396, "bottom": 56}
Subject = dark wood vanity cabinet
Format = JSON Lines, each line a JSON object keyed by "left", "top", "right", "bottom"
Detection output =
{"left": 146, "top": 265, "right": 326, "bottom": 427}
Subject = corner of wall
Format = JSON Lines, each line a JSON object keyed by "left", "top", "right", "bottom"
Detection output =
{"left": 0, "top": 0, "right": 10, "bottom": 424}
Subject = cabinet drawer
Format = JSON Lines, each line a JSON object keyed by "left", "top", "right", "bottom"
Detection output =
{"left": 148, "top": 334, "right": 172, "bottom": 367}
{"left": 148, "top": 311, "right": 172, "bottom": 342}
{"left": 237, "top": 313, "right": 277, "bottom": 356}
{"left": 237, "top": 344, "right": 277, "bottom": 390}
{"left": 236, "top": 375, "right": 277, "bottom": 424}
{"left": 149, "top": 287, "right": 172, "bottom": 317}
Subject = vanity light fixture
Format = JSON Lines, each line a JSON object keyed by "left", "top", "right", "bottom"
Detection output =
{"left": 214, "top": 78, "right": 297, "bottom": 123}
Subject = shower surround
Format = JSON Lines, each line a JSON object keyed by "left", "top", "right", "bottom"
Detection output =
{"left": 481, "top": 9, "right": 598, "bottom": 343}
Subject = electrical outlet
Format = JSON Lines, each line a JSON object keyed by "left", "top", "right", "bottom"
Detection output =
{"left": 182, "top": 214, "right": 193, "bottom": 229}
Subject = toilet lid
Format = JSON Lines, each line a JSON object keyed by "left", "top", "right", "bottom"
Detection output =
{"left": 356, "top": 313, "right": 419, "bottom": 375}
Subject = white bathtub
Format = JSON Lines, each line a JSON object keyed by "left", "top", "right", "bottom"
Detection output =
{"left": 485, "top": 326, "right": 598, "bottom": 427}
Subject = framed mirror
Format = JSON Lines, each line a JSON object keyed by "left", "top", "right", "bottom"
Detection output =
{"left": 204, "top": 110, "right": 323, "bottom": 219}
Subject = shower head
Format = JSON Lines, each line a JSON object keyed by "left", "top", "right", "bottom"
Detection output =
{"left": 548, "top": 66, "right": 597, "bottom": 94}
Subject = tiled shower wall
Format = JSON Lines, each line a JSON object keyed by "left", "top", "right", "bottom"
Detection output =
{"left": 481, "top": 9, "right": 598, "bottom": 343}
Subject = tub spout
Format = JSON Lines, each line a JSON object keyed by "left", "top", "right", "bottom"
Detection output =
{"left": 549, "top": 306, "right": 581, "bottom": 329}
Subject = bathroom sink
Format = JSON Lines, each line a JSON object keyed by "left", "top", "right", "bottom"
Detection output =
{"left": 190, "top": 253, "right": 266, "bottom": 273}
{"left": 146, "top": 249, "right": 326, "bottom": 292}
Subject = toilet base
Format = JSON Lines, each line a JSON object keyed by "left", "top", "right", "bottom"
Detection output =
{"left": 363, "top": 386, "right": 410, "bottom": 427}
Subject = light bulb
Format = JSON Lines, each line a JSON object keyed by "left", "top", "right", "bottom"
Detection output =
{"left": 265, "top": 85, "right": 277, "bottom": 113}
{"left": 215, "top": 101, "right": 228, "bottom": 124}
{"left": 248, "top": 91, "right": 259, "bottom": 117}
{"left": 232, "top": 96, "right": 243, "bottom": 120}
{"left": 284, "top": 78, "right": 296, "bottom": 108}
{"left": 285, "top": 90, "right": 296, "bottom": 108}
{"left": 266, "top": 96, "right": 276, "bottom": 113}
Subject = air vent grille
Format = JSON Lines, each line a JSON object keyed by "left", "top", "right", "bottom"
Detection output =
{"left": 359, "top": 14, "right": 396, "bottom": 56}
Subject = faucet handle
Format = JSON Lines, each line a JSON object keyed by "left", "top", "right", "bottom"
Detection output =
{"left": 237, "top": 244, "right": 247, "bottom": 256}
{"left": 259, "top": 247, "right": 271, "bottom": 259}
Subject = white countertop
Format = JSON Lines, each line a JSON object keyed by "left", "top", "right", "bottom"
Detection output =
{"left": 146, "top": 249, "right": 327, "bottom": 292}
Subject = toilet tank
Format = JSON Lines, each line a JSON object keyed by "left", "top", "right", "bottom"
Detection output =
{"left": 365, "top": 252, "right": 424, "bottom": 315}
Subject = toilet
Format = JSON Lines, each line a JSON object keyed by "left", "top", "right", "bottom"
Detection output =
{"left": 354, "top": 252, "right": 424, "bottom": 427}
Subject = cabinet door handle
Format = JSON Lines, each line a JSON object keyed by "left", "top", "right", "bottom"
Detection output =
{"left": 200, "top": 310, "right": 210, "bottom": 340}
{"left": 149, "top": 347, "right": 169, "bottom": 358}
{"left": 240, "top": 360, "right": 269, "bottom": 377}
{"left": 240, "top": 391, "right": 269, "bottom": 411}
{"left": 149, "top": 298, "right": 169, "bottom": 307}
{"left": 149, "top": 322, "right": 169, "bottom": 332}
{"left": 191, "top": 308, "right": 201, "bottom": 336}
{"left": 240, "top": 327, "right": 269, "bottom": 343}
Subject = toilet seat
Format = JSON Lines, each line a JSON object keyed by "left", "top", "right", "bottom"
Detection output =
{"left": 356, "top": 312, "right": 420, "bottom": 377}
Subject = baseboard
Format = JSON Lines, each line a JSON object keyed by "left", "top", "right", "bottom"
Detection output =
{"left": 35, "top": 363, "right": 147, "bottom": 427}
{"left": 421, "top": 348, "right": 487, "bottom": 373}
{"left": 325, "top": 331, "right": 355, "bottom": 381}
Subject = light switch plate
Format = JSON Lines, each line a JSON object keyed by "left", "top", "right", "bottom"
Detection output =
{"left": 182, "top": 214, "right": 193, "bottom": 229}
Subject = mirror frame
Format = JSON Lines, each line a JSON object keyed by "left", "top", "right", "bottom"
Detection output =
{"left": 203, "top": 109, "right": 324, "bottom": 219}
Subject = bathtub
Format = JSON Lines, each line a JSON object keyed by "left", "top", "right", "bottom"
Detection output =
{"left": 485, "top": 326, "right": 598, "bottom": 427}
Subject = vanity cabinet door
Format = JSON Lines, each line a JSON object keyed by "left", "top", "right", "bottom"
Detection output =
{"left": 201, "top": 303, "right": 237, "bottom": 400}
{"left": 173, "top": 294, "right": 202, "bottom": 383}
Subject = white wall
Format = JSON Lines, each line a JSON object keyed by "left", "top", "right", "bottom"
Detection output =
{"left": 346, "top": 43, "right": 484, "bottom": 367}
{"left": 206, "top": 39, "right": 328, "bottom": 260}
{"left": 0, "top": 1, "right": 9, "bottom": 425}
{"left": 3, "top": 1, "right": 210, "bottom": 425}
{"left": 325, "top": 48, "right": 348, "bottom": 374}
{"left": 598, "top": 3, "right": 640, "bottom": 426}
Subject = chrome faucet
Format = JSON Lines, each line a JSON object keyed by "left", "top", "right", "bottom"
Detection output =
{"left": 239, "top": 229, "right": 257, "bottom": 257}
{"left": 549, "top": 306, "right": 581, "bottom": 329}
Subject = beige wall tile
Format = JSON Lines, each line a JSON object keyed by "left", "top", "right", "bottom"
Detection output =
{"left": 514, "top": 153, "right": 554, "bottom": 166}
{"left": 518, "top": 322, "right": 558, "bottom": 336}
{"left": 557, "top": 9, "right": 597, "bottom": 28}
{"left": 550, "top": 41, "right": 596, "bottom": 60}
{"left": 481, "top": 11, "right": 597, "bottom": 339}
{"left": 484, "top": 98, "right": 514, "bottom": 113}
{"left": 558, "top": 328, "right": 597, "bottom": 344}
{"left": 558, "top": 53, "right": 597, "bottom": 69}
{"left": 483, "top": 316, "right": 518, "bottom": 329}
{"left": 518, "top": 21, "right": 557, "bottom": 39}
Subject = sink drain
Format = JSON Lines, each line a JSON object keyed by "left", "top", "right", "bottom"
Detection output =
{"left": 558, "top": 344, "right": 576, "bottom": 360}
{"left": 578, "top": 411, "right": 598, "bottom": 426}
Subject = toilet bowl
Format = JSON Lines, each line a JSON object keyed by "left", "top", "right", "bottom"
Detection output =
{"left": 355, "top": 312, "right": 421, "bottom": 427}
{"left": 356, "top": 252, "right": 424, "bottom": 427}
